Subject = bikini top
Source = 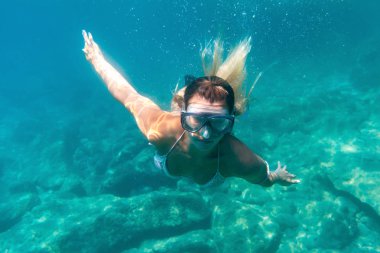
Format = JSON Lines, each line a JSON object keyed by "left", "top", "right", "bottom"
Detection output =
{"left": 153, "top": 131, "right": 225, "bottom": 187}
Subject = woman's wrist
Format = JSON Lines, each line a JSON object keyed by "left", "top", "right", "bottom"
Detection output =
{"left": 259, "top": 161, "right": 276, "bottom": 187}
{"left": 92, "top": 55, "right": 105, "bottom": 69}
{"left": 268, "top": 171, "right": 278, "bottom": 184}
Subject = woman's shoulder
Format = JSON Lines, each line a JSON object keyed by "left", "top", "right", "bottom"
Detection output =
{"left": 149, "top": 114, "right": 183, "bottom": 152}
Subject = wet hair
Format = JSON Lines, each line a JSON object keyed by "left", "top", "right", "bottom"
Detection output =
{"left": 184, "top": 74, "right": 196, "bottom": 86}
{"left": 184, "top": 76, "right": 235, "bottom": 114}
{"left": 171, "top": 38, "right": 255, "bottom": 116}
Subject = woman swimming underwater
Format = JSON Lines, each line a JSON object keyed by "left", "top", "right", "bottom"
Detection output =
{"left": 82, "top": 30, "right": 300, "bottom": 188}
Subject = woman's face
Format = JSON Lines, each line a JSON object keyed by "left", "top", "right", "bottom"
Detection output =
{"left": 185, "top": 94, "right": 230, "bottom": 151}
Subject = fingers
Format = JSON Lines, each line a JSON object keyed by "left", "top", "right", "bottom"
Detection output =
{"left": 289, "top": 179, "right": 301, "bottom": 184}
{"left": 274, "top": 161, "right": 301, "bottom": 185}
{"left": 82, "top": 30, "right": 89, "bottom": 44}
{"left": 287, "top": 174, "right": 300, "bottom": 184}
{"left": 82, "top": 30, "right": 94, "bottom": 46}
{"left": 277, "top": 161, "right": 287, "bottom": 169}
{"left": 285, "top": 171, "right": 298, "bottom": 182}
{"left": 279, "top": 178, "right": 300, "bottom": 186}
{"left": 82, "top": 30, "right": 94, "bottom": 57}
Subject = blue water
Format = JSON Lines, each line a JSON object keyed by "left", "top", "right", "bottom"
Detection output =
{"left": 0, "top": 1, "right": 379, "bottom": 252}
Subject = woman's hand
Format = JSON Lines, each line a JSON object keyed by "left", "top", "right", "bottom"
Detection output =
{"left": 82, "top": 30, "right": 104, "bottom": 63}
{"left": 271, "top": 161, "right": 300, "bottom": 186}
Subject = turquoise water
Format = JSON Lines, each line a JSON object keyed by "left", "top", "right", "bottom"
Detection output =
{"left": 0, "top": 0, "right": 379, "bottom": 252}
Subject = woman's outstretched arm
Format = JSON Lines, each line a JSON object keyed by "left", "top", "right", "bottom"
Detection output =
{"left": 245, "top": 160, "right": 301, "bottom": 187}
{"left": 82, "top": 30, "right": 171, "bottom": 142}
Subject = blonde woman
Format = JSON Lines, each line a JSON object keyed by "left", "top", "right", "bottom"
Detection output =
{"left": 82, "top": 30, "right": 300, "bottom": 187}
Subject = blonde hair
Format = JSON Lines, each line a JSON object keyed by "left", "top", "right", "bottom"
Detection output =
{"left": 171, "top": 38, "right": 258, "bottom": 115}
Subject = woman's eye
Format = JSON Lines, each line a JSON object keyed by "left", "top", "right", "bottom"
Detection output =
{"left": 211, "top": 119, "right": 229, "bottom": 129}
{"left": 186, "top": 116, "right": 202, "bottom": 126}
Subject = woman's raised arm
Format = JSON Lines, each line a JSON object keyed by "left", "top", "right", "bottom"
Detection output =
{"left": 82, "top": 30, "right": 172, "bottom": 142}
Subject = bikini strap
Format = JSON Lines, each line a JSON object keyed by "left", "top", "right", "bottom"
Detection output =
{"left": 165, "top": 130, "right": 186, "bottom": 156}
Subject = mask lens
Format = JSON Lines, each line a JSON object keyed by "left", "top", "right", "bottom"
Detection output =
{"left": 209, "top": 118, "right": 231, "bottom": 132}
{"left": 181, "top": 112, "right": 234, "bottom": 134}
{"left": 184, "top": 115, "right": 206, "bottom": 132}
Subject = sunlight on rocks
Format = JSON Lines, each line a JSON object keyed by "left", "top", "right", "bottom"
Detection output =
{"left": 340, "top": 143, "right": 358, "bottom": 153}
{"left": 241, "top": 188, "right": 249, "bottom": 199}
{"left": 153, "top": 241, "right": 166, "bottom": 251}
{"left": 235, "top": 218, "right": 249, "bottom": 230}
{"left": 297, "top": 231, "right": 307, "bottom": 239}
{"left": 103, "top": 205, "right": 112, "bottom": 212}
{"left": 37, "top": 216, "right": 47, "bottom": 223}
{"left": 170, "top": 206, "right": 180, "bottom": 216}
{"left": 213, "top": 206, "right": 222, "bottom": 215}
{"left": 343, "top": 177, "right": 358, "bottom": 186}
{"left": 320, "top": 161, "right": 335, "bottom": 168}
{"left": 362, "top": 120, "right": 380, "bottom": 139}
{"left": 319, "top": 137, "right": 339, "bottom": 159}
{"left": 265, "top": 231, "right": 274, "bottom": 240}
{"left": 323, "top": 213, "right": 333, "bottom": 219}
{"left": 342, "top": 167, "right": 362, "bottom": 186}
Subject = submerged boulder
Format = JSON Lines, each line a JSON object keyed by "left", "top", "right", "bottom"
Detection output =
{"left": 0, "top": 193, "right": 40, "bottom": 233}
{"left": 123, "top": 229, "right": 217, "bottom": 253}
{"left": 0, "top": 191, "right": 211, "bottom": 253}
{"left": 211, "top": 196, "right": 281, "bottom": 253}
{"left": 100, "top": 145, "right": 177, "bottom": 197}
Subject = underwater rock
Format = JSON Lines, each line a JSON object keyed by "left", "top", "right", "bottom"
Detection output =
{"left": 316, "top": 174, "right": 380, "bottom": 228}
{"left": 58, "top": 176, "right": 87, "bottom": 198}
{"left": 295, "top": 194, "right": 360, "bottom": 251}
{"left": 68, "top": 134, "right": 176, "bottom": 197}
{"left": 101, "top": 146, "right": 176, "bottom": 197}
{"left": 0, "top": 191, "right": 210, "bottom": 253}
{"left": 9, "top": 181, "right": 38, "bottom": 194}
{"left": 316, "top": 211, "right": 359, "bottom": 250}
{"left": 57, "top": 191, "right": 211, "bottom": 252}
{"left": 211, "top": 199, "right": 280, "bottom": 253}
{"left": 0, "top": 193, "right": 40, "bottom": 233}
{"left": 122, "top": 229, "right": 217, "bottom": 253}
{"left": 100, "top": 164, "right": 175, "bottom": 197}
